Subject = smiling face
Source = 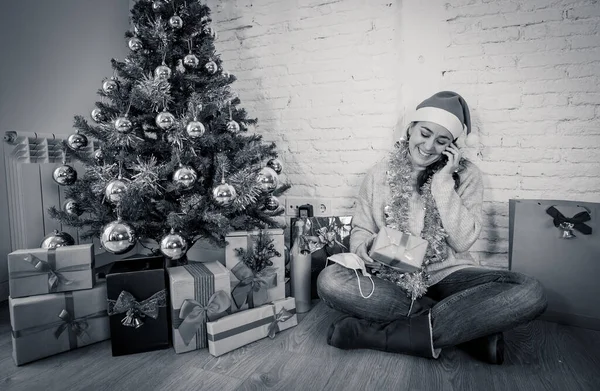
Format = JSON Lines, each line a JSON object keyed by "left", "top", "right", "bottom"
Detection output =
{"left": 407, "top": 121, "right": 454, "bottom": 169}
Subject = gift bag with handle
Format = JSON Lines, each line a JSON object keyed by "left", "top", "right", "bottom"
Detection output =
{"left": 509, "top": 199, "right": 599, "bottom": 330}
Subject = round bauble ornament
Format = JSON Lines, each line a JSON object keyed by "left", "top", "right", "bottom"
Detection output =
{"left": 173, "top": 166, "right": 197, "bottom": 188}
{"left": 183, "top": 54, "right": 199, "bottom": 68}
{"left": 263, "top": 196, "right": 280, "bottom": 212}
{"left": 204, "top": 61, "right": 218, "bottom": 74}
{"left": 186, "top": 121, "right": 205, "bottom": 138}
{"left": 152, "top": 0, "right": 164, "bottom": 12}
{"left": 169, "top": 15, "right": 183, "bottom": 29}
{"left": 160, "top": 232, "right": 188, "bottom": 260}
{"left": 93, "top": 148, "right": 104, "bottom": 163}
{"left": 91, "top": 108, "right": 105, "bottom": 122}
{"left": 222, "top": 70, "right": 231, "bottom": 79}
{"left": 128, "top": 37, "right": 142, "bottom": 51}
{"left": 105, "top": 179, "right": 128, "bottom": 204}
{"left": 63, "top": 199, "right": 83, "bottom": 216}
{"left": 203, "top": 26, "right": 217, "bottom": 39}
{"left": 67, "top": 132, "right": 88, "bottom": 151}
{"left": 40, "top": 230, "right": 76, "bottom": 249}
{"left": 226, "top": 120, "right": 240, "bottom": 132}
{"left": 212, "top": 182, "right": 237, "bottom": 206}
{"left": 154, "top": 64, "right": 172, "bottom": 80}
{"left": 102, "top": 78, "right": 119, "bottom": 94}
{"left": 114, "top": 117, "right": 133, "bottom": 133}
{"left": 256, "top": 167, "right": 278, "bottom": 193}
{"left": 53, "top": 165, "right": 77, "bottom": 186}
{"left": 266, "top": 158, "right": 283, "bottom": 174}
{"left": 155, "top": 111, "right": 176, "bottom": 129}
{"left": 100, "top": 220, "right": 137, "bottom": 254}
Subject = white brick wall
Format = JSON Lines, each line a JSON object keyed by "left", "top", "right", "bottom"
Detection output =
{"left": 207, "top": 0, "right": 600, "bottom": 269}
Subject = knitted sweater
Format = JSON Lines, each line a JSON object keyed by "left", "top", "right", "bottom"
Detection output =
{"left": 350, "top": 157, "right": 484, "bottom": 286}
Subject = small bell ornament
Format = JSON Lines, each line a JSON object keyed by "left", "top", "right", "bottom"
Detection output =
{"left": 128, "top": 37, "right": 142, "bottom": 51}
{"left": 266, "top": 158, "right": 283, "bottom": 174}
{"left": 160, "top": 230, "right": 188, "bottom": 260}
{"left": 212, "top": 180, "right": 237, "bottom": 206}
{"left": 559, "top": 222, "right": 576, "bottom": 239}
{"left": 154, "top": 64, "right": 172, "bottom": 80}
{"left": 173, "top": 166, "right": 198, "bottom": 188}
{"left": 183, "top": 53, "right": 199, "bottom": 68}
{"left": 40, "top": 230, "right": 76, "bottom": 249}
{"left": 186, "top": 120, "right": 205, "bottom": 138}
{"left": 52, "top": 164, "right": 77, "bottom": 186}
{"left": 102, "top": 78, "right": 119, "bottom": 94}
{"left": 105, "top": 178, "right": 128, "bottom": 204}
{"left": 155, "top": 111, "right": 175, "bottom": 129}
{"left": 114, "top": 117, "right": 133, "bottom": 133}
{"left": 91, "top": 108, "right": 105, "bottom": 122}
{"left": 100, "top": 219, "right": 137, "bottom": 254}
{"left": 256, "top": 167, "right": 278, "bottom": 193}
{"left": 67, "top": 131, "right": 88, "bottom": 151}
{"left": 169, "top": 15, "right": 183, "bottom": 29}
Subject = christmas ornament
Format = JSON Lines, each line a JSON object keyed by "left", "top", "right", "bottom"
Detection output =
{"left": 105, "top": 178, "right": 128, "bottom": 204}
{"left": 66, "top": 132, "right": 88, "bottom": 151}
{"left": 155, "top": 111, "right": 175, "bottom": 129}
{"left": 267, "top": 158, "right": 283, "bottom": 174}
{"left": 114, "top": 117, "right": 133, "bottom": 133}
{"left": 183, "top": 53, "right": 199, "bottom": 68}
{"left": 91, "top": 108, "right": 104, "bottom": 122}
{"left": 263, "top": 196, "right": 280, "bottom": 212}
{"left": 154, "top": 64, "right": 172, "bottom": 80}
{"left": 100, "top": 220, "right": 137, "bottom": 254}
{"left": 169, "top": 15, "right": 183, "bottom": 29}
{"left": 203, "top": 26, "right": 217, "bottom": 39}
{"left": 173, "top": 166, "right": 198, "bottom": 188}
{"left": 256, "top": 167, "right": 278, "bottom": 193}
{"left": 102, "top": 78, "right": 119, "bottom": 94}
{"left": 222, "top": 70, "right": 231, "bottom": 79}
{"left": 52, "top": 165, "right": 77, "bottom": 186}
{"left": 93, "top": 148, "right": 104, "bottom": 163}
{"left": 160, "top": 231, "right": 188, "bottom": 260}
{"left": 185, "top": 120, "right": 205, "bottom": 138}
{"left": 128, "top": 37, "right": 142, "bottom": 51}
{"left": 40, "top": 230, "right": 75, "bottom": 249}
{"left": 152, "top": 0, "right": 164, "bottom": 12}
{"left": 63, "top": 199, "right": 83, "bottom": 216}
{"left": 205, "top": 61, "right": 218, "bottom": 74}
{"left": 226, "top": 120, "right": 240, "bottom": 132}
{"left": 212, "top": 181, "right": 237, "bottom": 206}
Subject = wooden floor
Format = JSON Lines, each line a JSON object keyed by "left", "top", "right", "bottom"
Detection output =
{"left": 1, "top": 300, "right": 599, "bottom": 391}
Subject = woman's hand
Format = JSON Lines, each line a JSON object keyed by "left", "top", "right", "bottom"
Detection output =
{"left": 355, "top": 234, "right": 376, "bottom": 265}
{"left": 438, "top": 143, "right": 462, "bottom": 177}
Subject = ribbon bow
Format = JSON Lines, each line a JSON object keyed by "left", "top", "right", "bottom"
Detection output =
{"left": 302, "top": 219, "right": 348, "bottom": 254}
{"left": 24, "top": 253, "right": 73, "bottom": 292}
{"left": 178, "top": 290, "right": 231, "bottom": 346}
{"left": 54, "top": 309, "right": 90, "bottom": 342}
{"left": 107, "top": 290, "right": 167, "bottom": 329}
{"left": 267, "top": 306, "right": 294, "bottom": 339}
{"left": 231, "top": 262, "right": 277, "bottom": 310}
{"left": 546, "top": 206, "right": 592, "bottom": 235}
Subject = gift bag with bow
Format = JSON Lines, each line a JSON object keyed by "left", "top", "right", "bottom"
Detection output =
{"left": 106, "top": 255, "right": 170, "bottom": 356}
{"left": 168, "top": 261, "right": 231, "bottom": 353}
{"left": 509, "top": 199, "right": 599, "bottom": 330}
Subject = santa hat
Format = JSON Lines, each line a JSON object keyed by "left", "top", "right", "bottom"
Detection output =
{"left": 408, "top": 91, "right": 479, "bottom": 147}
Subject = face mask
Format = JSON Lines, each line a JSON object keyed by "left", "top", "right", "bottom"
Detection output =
{"left": 326, "top": 253, "right": 374, "bottom": 299}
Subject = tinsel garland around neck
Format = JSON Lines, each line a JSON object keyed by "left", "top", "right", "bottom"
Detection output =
{"left": 373, "top": 140, "right": 467, "bottom": 301}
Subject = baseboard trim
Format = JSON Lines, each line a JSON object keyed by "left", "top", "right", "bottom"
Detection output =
{"left": 540, "top": 310, "right": 600, "bottom": 331}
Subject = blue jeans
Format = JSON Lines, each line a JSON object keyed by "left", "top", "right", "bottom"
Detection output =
{"left": 317, "top": 264, "right": 548, "bottom": 348}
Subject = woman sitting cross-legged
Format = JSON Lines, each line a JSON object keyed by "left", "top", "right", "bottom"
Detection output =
{"left": 317, "top": 91, "right": 547, "bottom": 365}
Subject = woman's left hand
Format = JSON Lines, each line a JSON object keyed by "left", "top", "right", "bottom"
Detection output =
{"left": 438, "top": 144, "right": 462, "bottom": 177}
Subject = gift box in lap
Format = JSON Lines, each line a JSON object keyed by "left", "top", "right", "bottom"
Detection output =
{"left": 206, "top": 297, "right": 297, "bottom": 357}
{"left": 106, "top": 255, "right": 170, "bottom": 356}
{"left": 9, "top": 280, "right": 110, "bottom": 366}
{"left": 368, "top": 226, "right": 428, "bottom": 273}
{"left": 225, "top": 229, "right": 285, "bottom": 311}
{"left": 8, "top": 244, "right": 95, "bottom": 299}
{"left": 291, "top": 216, "right": 352, "bottom": 299}
{"left": 168, "top": 261, "right": 231, "bottom": 354}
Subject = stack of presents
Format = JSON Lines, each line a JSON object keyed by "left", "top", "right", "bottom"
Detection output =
{"left": 6, "top": 227, "right": 308, "bottom": 366}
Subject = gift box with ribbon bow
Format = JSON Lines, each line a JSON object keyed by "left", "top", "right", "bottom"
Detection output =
{"left": 168, "top": 261, "right": 231, "bottom": 353}
{"left": 205, "top": 297, "right": 297, "bottom": 357}
{"left": 368, "top": 226, "right": 429, "bottom": 273}
{"left": 106, "top": 255, "right": 170, "bottom": 356}
{"left": 8, "top": 244, "right": 95, "bottom": 299}
{"left": 9, "top": 280, "right": 110, "bottom": 366}
{"left": 225, "top": 229, "right": 285, "bottom": 312}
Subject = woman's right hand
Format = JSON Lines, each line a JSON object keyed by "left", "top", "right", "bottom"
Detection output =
{"left": 355, "top": 234, "right": 377, "bottom": 265}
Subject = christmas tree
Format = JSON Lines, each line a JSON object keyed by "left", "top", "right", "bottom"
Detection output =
{"left": 48, "top": 0, "right": 290, "bottom": 263}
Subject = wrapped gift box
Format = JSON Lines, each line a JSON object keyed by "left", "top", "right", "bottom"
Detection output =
{"left": 9, "top": 280, "right": 110, "bottom": 366}
{"left": 168, "top": 261, "right": 231, "bottom": 354}
{"left": 206, "top": 297, "right": 297, "bottom": 357}
{"left": 291, "top": 216, "right": 352, "bottom": 299}
{"left": 225, "top": 229, "right": 285, "bottom": 311}
{"left": 106, "top": 255, "right": 170, "bottom": 356}
{"left": 368, "top": 226, "right": 428, "bottom": 273}
{"left": 8, "top": 244, "right": 95, "bottom": 299}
